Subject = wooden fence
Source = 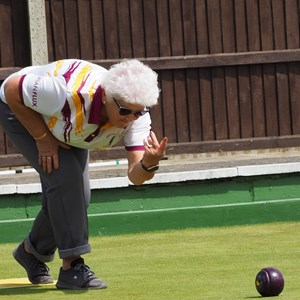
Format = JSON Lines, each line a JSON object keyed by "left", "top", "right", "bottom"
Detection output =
{"left": 1, "top": 0, "right": 300, "bottom": 166}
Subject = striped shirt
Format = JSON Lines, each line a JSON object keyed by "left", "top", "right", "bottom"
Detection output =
{"left": 0, "top": 59, "right": 151, "bottom": 151}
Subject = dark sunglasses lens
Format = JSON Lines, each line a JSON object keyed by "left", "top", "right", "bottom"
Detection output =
{"left": 119, "top": 108, "right": 132, "bottom": 116}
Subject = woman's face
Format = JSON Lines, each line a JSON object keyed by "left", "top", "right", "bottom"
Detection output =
{"left": 103, "top": 95, "right": 147, "bottom": 128}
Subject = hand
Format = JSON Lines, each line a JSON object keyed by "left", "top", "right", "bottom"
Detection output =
{"left": 143, "top": 131, "right": 168, "bottom": 166}
{"left": 36, "top": 134, "right": 70, "bottom": 174}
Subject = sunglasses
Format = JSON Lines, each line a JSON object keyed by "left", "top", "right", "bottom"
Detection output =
{"left": 113, "top": 98, "right": 150, "bottom": 117}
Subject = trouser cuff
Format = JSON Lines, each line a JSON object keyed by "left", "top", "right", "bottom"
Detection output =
{"left": 25, "top": 236, "right": 56, "bottom": 263}
{"left": 58, "top": 243, "right": 91, "bottom": 259}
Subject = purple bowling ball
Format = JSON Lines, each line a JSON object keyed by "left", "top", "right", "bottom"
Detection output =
{"left": 255, "top": 267, "right": 284, "bottom": 297}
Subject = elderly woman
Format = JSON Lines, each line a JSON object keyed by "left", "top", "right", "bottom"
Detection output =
{"left": 0, "top": 59, "right": 168, "bottom": 290}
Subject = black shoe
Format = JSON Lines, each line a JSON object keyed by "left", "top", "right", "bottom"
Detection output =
{"left": 13, "top": 242, "right": 54, "bottom": 284}
{"left": 56, "top": 258, "right": 107, "bottom": 290}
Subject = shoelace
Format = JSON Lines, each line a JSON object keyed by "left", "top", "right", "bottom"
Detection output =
{"left": 74, "top": 264, "right": 95, "bottom": 280}
{"left": 32, "top": 261, "right": 50, "bottom": 276}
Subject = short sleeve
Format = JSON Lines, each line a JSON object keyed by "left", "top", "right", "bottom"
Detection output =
{"left": 20, "top": 74, "right": 67, "bottom": 115}
{"left": 123, "top": 113, "right": 151, "bottom": 151}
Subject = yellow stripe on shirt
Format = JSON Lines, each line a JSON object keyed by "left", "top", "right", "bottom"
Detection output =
{"left": 88, "top": 80, "right": 97, "bottom": 101}
{"left": 47, "top": 116, "right": 58, "bottom": 129}
{"left": 72, "top": 64, "right": 92, "bottom": 134}
{"left": 53, "top": 60, "right": 64, "bottom": 77}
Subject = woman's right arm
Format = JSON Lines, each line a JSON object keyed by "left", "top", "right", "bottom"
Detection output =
{"left": 5, "top": 76, "right": 52, "bottom": 139}
{"left": 4, "top": 75, "right": 70, "bottom": 173}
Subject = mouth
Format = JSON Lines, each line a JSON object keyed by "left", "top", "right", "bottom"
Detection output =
{"left": 115, "top": 119, "right": 129, "bottom": 128}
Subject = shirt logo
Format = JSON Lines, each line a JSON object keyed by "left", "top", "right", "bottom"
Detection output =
{"left": 32, "top": 76, "right": 42, "bottom": 107}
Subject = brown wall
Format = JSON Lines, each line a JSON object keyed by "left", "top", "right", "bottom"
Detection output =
{"left": 1, "top": 0, "right": 300, "bottom": 166}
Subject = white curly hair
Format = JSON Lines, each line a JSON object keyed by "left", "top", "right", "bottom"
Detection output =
{"left": 101, "top": 59, "right": 159, "bottom": 107}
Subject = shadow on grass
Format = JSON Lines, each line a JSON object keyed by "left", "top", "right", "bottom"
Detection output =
{"left": 0, "top": 286, "right": 88, "bottom": 296}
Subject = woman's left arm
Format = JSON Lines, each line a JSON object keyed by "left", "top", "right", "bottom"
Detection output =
{"left": 127, "top": 131, "right": 168, "bottom": 185}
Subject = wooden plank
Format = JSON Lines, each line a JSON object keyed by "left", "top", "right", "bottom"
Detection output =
{"left": 272, "top": 0, "right": 286, "bottom": 50}
{"left": 235, "top": 1, "right": 252, "bottom": 138}
{"left": 289, "top": 62, "right": 300, "bottom": 134}
{"left": 245, "top": 0, "right": 260, "bottom": 51}
{"left": 225, "top": 66, "right": 240, "bottom": 139}
{"left": 186, "top": 69, "right": 202, "bottom": 142}
{"left": 0, "top": 122, "right": 6, "bottom": 156}
{"left": 151, "top": 0, "right": 170, "bottom": 141}
{"left": 130, "top": 0, "right": 145, "bottom": 57}
{"left": 173, "top": 70, "right": 189, "bottom": 142}
{"left": 168, "top": 0, "right": 187, "bottom": 142}
{"left": 5, "top": 133, "right": 19, "bottom": 156}
{"left": 199, "top": 68, "right": 215, "bottom": 141}
{"left": 207, "top": 1, "right": 228, "bottom": 139}
{"left": 220, "top": 0, "right": 236, "bottom": 53}
{"left": 259, "top": 0, "right": 278, "bottom": 137}
{"left": 156, "top": 0, "right": 171, "bottom": 56}
{"left": 250, "top": 65, "right": 265, "bottom": 137}
{"left": 182, "top": 0, "right": 202, "bottom": 141}
{"left": 91, "top": 0, "right": 106, "bottom": 59}
{"left": 162, "top": 135, "right": 300, "bottom": 155}
{"left": 276, "top": 63, "right": 291, "bottom": 135}
{"left": 49, "top": 0, "right": 67, "bottom": 59}
{"left": 0, "top": 68, "right": 21, "bottom": 80}
{"left": 206, "top": 0, "right": 222, "bottom": 54}
{"left": 0, "top": 1, "right": 14, "bottom": 67}
{"left": 182, "top": 0, "right": 197, "bottom": 55}
{"left": 143, "top": 0, "right": 159, "bottom": 57}
{"left": 159, "top": 71, "right": 177, "bottom": 142}
{"left": 77, "top": 0, "right": 94, "bottom": 59}
{"left": 285, "top": 1, "right": 300, "bottom": 134}
{"left": 63, "top": 0, "right": 80, "bottom": 58}
{"left": 169, "top": 0, "right": 184, "bottom": 56}
{"left": 285, "top": 0, "right": 300, "bottom": 49}
{"left": 195, "top": 0, "right": 209, "bottom": 54}
{"left": 150, "top": 50, "right": 300, "bottom": 67}
{"left": 211, "top": 67, "right": 228, "bottom": 140}
{"left": 45, "top": 0, "right": 54, "bottom": 61}
{"left": 245, "top": 1, "right": 264, "bottom": 138}
{"left": 259, "top": 0, "right": 274, "bottom": 51}
{"left": 117, "top": 0, "right": 132, "bottom": 58}
{"left": 11, "top": 0, "right": 31, "bottom": 66}
{"left": 220, "top": 0, "right": 238, "bottom": 139}
{"left": 92, "top": 49, "right": 300, "bottom": 71}
{"left": 238, "top": 65, "right": 253, "bottom": 138}
{"left": 155, "top": 0, "right": 173, "bottom": 141}
{"left": 263, "top": 64, "right": 279, "bottom": 136}
{"left": 3, "top": 134, "right": 300, "bottom": 168}
{"left": 235, "top": 0, "right": 248, "bottom": 52}
{"left": 102, "top": 0, "right": 119, "bottom": 59}
{"left": 0, "top": 154, "right": 29, "bottom": 168}
{"left": 149, "top": 74, "right": 164, "bottom": 141}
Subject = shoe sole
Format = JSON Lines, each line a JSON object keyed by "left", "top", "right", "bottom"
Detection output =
{"left": 13, "top": 247, "right": 54, "bottom": 284}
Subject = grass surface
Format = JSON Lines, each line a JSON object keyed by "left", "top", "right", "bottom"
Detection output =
{"left": 1, "top": 222, "right": 300, "bottom": 299}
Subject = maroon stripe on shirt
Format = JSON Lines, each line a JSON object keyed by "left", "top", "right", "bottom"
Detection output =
{"left": 84, "top": 126, "right": 101, "bottom": 142}
{"left": 62, "top": 61, "right": 81, "bottom": 83}
{"left": 61, "top": 100, "right": 72, "bottom": 143}
{"left": 88, "top": 85, "right": 103, "bottom": 125}
{"left": 125, "top": 145, "right": 145, "bottom": 151}
{"left": 18, "top": 75, "right": 26, "bottom": 104}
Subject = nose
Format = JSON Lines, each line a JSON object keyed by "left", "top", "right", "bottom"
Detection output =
{"left": 126, "top": 114, "right": 139, "bottom": 121}
{"left": 132, "top": 113, "right": 140, "bottom": 120}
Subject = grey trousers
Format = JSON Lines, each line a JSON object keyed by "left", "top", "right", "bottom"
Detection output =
{"left": 0, "top": 100, "right": 91, "bottom": 261}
